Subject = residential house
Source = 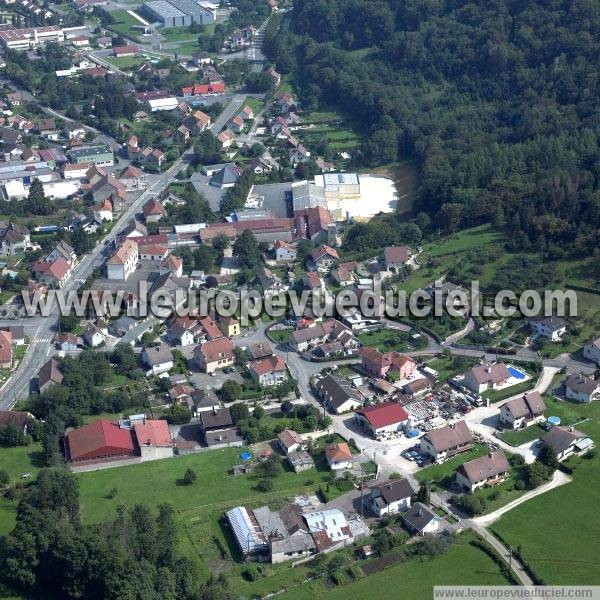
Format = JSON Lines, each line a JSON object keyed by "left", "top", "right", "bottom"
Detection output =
{"left": 0, "top": 411, "right": 31, "bottom": 433}
{"left": 38, "top": 358, "right": 63, "bottom": 393}
{"left": 250, "top": 156, "right": 272, "bottom": 174}
{"left": 36, "top": 118, "right": 59, "bottom": 140}
{"left": 542, "top": 426, "right": 594, "bottom": 461}
{"left": 0, "top": 222, "right": 30, "bottom": 255}
{"left": 314, "top": 374, "right": 363, "bottom": 414}
{"left": 530, "top": 316, "right": 567, "bottom": 342}
{"left": 278, "top": 429, "right": 305, "bottom": 455}
{"left": 402, "top": 503, "right": 441, "bottom": 536}
{"left": 216, "top": 129, "right": 235, "bottom": 150}
{"left": 159, "top": 254, "right": 183, "bottom": 277}
{"left": 119, "top": 165, "right": 146, "bottom": 191}
{"left": 107, "top": 239, "right": 138, "bottom": 280}
{"left": 142, "top": 198, "right": 166, "bottom": 223}
{"left": 175, "top": 124, "right": 190, "bottom": 145}
{"left": 247, "top": 341, "right": 273, "bottom": 360}
{"left": 0, "top": 329, "right": 11, "bottom": 368}
{"left": 360, "top": 347, "right": 417, "bottom": 380}
{"left": 565, "top": 373, "right": 600, "bottom": 403}
{"left": 290, "top": 324, "right": 327, "bottom": 353}
{"left": 384, "top": 245, "right": 412, "bottom": 272}
{"left": 141, "top": 344, "right": 174, "bottom": 376}
{"left": 420, "top": 421, "right": 474, "bottom": 463}
{"left": 324, "top": 442, "right": 353, "bottom": 470}
{"left": 287, "top": 450, "right": 315, "bottom": 473}
{"left": 583, "top": 337, "right": 600, "bottom": 365}
{"left": 248, "top": 355, "right": 288, "bottom": 387}
{"left": 169, "top": 384, "right": 195, "bottom": 404}
{"left": 55, "top": 333, "right": 79, "bottom": 352}
{"left": 456, "top": 451, "right": 511, "bottom": 493}
{"left": 310, "top": 244, "right": 339, "bottom": 272}
{"left": 211, "top": 164, "right": 242, "bottom": 188}
{"left": 194, "top": 338, "right": 234, "bottom": 373}
{"left": 402, "top": 378, "right": 432, "bottom": 400}
{"left": 331, "top": 262, "right": 355, "bottom": 286}
{"left": 463, "top": 362, "right": 510, "bottom": 394}
{"left": 199, "top": 407, "right": 242, "bottom": 448}
{"left": 368, "top": 478, "right": 413, "bottom": 517}
{"left": 83, "top": 322, "right": 108, "bottom": 347}
{"left": 354, "top": 402, "right": 409, "bottom": 438}
{"left": 109, "top": 315, "right": 137, "bottom": 337}
{"left": 254, "top": 266, "right": 285, "bottom": 296}
{"left": 274, "top": 240, "right": 297, "bottom": 261}
{"left": 228, "top": 115, "right": 244, "bottom": 134}
{"left": 302, "top": 271, "right": 324, "bottom": 294}
{"left": 92, "top": 198, "right": 113, "bottom": 223}
{"left": 0, "top": 326, "right": 25, "bottom": 346}
{"left": 218, "top": 315, "right": 240, "bottom": 337}
{"left": 64, "top": 121, "right": 86, "bottom": 140}
{"left": 33, "top": 257, "right": 72, "bottom": 287}
{"left": 190, "top": 389, "right": 220, "bottom": 416}
{"left": 167, "top": 317, "right": 201, "bottom": 347}
{"left": 500, "top": 391, "right": 546, "bottom": 429}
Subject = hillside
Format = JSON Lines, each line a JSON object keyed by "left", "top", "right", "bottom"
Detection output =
{"left": 265, "top": 0, "right": 600, "bottom": 255}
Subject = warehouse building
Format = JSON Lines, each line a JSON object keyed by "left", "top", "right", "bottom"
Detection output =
{"left": 142, "top": 0, "right": 215, "bottom": 28}
{"left": 67, "top": 145, "right": 114, "bottom": 166}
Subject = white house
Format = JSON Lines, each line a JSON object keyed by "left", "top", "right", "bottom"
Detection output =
{"left": 463, "top": 362, "right": 510, "bottom": 394}
{"left": 248, "top": 355, "right": 288, "bottom": 387}
{"left": 106, "top": 239, "right": 138, "bottom": 280}
{"left": 141, "top": 344, "right": 174, "bottom": 376}
{"left": 543, "top": 426, "right": 594, "bottom": 461}
{"left": 530, "top": 316, "right": 567, "bottom": 342}
{"left": 565, "top": 373, "right": 600, "bottom": 403}
{"left": 277, "top": 429, "right": 305, "bottom": 456}
{"left": 274, "top": 240, "right": 297, "bottom": 261}
{"left": 324, "top": 442, "right": 353, "bottom": 470}
{"left": 402, "top": 502, "right": 441, "bottom": 536}
{"left": 368, "top": 478, "right": 413, "bottom": 518}
{"left": 420, "top": 421, "right": 474, "bottom": 463}
{"left": 455, "top": 451, "right": 510, "bottom": 493}
{"left": 583, "top": 337, "right": 600, "bottom": 365}
{"left": 500, "top": 391, "right": 546, "bottom": 430}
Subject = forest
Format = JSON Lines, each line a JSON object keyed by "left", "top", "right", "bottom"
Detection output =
{"left": 264, "top": 0, "right": 600, "bottom": 256}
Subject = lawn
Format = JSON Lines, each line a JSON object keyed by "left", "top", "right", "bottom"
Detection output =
{"left": 76, "top": 446, "right": 333, "bottom": 524}
{"left": 499, "top": 424, "right": 544, "bottom": 447}
{"left": 106, "top": 55, "right": 146, "bottom": 70}
{"left": 426, "top": 355, "right": 479, "bottom": 384}
{"left": 357, "top": 328, "right": 411, "bottom": 353}
{"left": 415, "top": 444, "right": 488, "bottom": 488}
{"left": 483, "top": 379, "right": 535, "bottom": 403}
{"left": 268, "top": 328, "right": 293, "bottom": 344}
{"left": 491, "top": 414, "right": 600, "bottom": 584}
{"left": 278, "top": 531, "right": 512, "bottom": 600}
{"left": 106, "top": 9, "right": 142, "bottom": 41}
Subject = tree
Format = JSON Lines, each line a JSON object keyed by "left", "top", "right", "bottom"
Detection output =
{"left": 229, "top": 402, "right": 249, "bottom": 424}
{"left": 164, "top": 404, "right": 192, "bottom": 425}
{"left": 232, "top": 229, "right": 261, "bottom": 270}
{"left": 220, "top": 380, "right": 242, "bottom": 403}
{"left": 253, "top": 405, "right": 265, "bottom": 420}
{"left": 0, "top": 423, "right": 27, "bottom": 447}
{"left": 183, "top": 468, "right": 197, "bottom": 485}
{"left": 24, "top": 178, "right": 52, "bottom": 215}
{"left": 257, "top": 478, "right": 273, "bottom": 492}
{"left": 0, "top": 469, "right": 9, "bottom": 486}
{"left": 537, "top": 441, "right": 559, "bottom": 471}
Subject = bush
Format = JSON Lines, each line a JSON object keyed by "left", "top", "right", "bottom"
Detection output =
{"left": 0, "top": 469, "right": 9, "bottom": 486}
{"left": 514, "top": 479, "right": 526, "bottom": 490}
{"left": 257, "top": 478, "right": 273, "bottom": 492}
{"left": 183, "top": 468, "right": 197, "bottom": 485}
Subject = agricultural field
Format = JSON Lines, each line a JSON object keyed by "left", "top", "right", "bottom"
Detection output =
{"left": 491, "top": 410, "right": 600, "bottom": 584}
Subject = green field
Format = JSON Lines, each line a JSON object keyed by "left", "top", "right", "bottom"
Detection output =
{"left": 357, "top": 328, "right": 410, "bottom": 353}
{"left": 483, "top": 380, "right": 535, "bottom": 403}
{"left": 106, "top": 55, "right": 146, "bottom": 70}
{"left": 278, "top": 531, "right": 512, "bottom": 599}
{"left": 499, "top": 424, "right": 544, "bottom": 447}
{"left": 491, "top": 410, "right": 600, "bottom": 584}
{"left": 106, "top": 9, "right": 143, "bottom": 41}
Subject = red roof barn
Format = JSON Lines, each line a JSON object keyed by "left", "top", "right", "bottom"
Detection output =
{"left": 64, "top": 419, "right": 136, "bottom": 462}
{"left": 354, "top": 402, "right": 409, "bottom": 438}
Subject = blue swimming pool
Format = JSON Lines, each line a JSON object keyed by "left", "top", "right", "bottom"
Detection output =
{"left": 508, "top": 366, "right": 527, "bottom": 380}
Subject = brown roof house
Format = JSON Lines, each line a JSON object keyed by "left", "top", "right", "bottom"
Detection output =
{"left": 38, "top": 358, "right": 63, "bottom": 393}
{"left": 420, "top": 421, "right": 473, "bottom": 463}
{"left": 384, "top": 245, "right": 412, "bottom": 272}
{"left": 455, "top": 451, "right": 510, "bottom": 493}
{"left": 277, "top": 429, "right": 305, "bottom": 456}
{"left": 565, "top": 373, "right": 600, "bottom": 404}
{"left": 194, "top": 338, "right": 234, "bottom": 374}
{"left": 542, "top": 426, "right": 594, "bottom": 462}
{"left": 0, "top": 330, "right": 12, "bottom": 369}
{"left": 500, "top": 391, "right": 546, "bottom": 430}
{"left": 463, "top": 362, "right": 510, "bottom": 394}
{"left": 324, "top": 442, "right": 353, "bottom": 471}
{"left": 368, "top": 478, "right": 414, "bottom": 517}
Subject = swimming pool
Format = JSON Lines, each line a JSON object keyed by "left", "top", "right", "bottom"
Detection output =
{"left": 508, "top": 365, "right": 527, "bottom": 380}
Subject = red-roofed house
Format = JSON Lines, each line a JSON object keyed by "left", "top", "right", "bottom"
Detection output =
{"left": 248, "top": 355, "right": 288, "bottom": 386}
{"left": 142, "top": 198, "right": 166, "bottom": 223}
{"left": 384, "top": 246, "right": 412, "bottom": 271}
{"left": 133, "top": 419, "right": 173, "bottom": 460}
{"left": 310, "top": 244, "right": 339, "bottom": 272}
{"left": 114, "top": 44, "right": 139, "bottom": 57}
{"left": 324, "top": 442, "right": 353, "bottom": 470}
{"left": 33, "top": 257, "right": 72, "bottom": 287}
{"left": 64, "top": 419, "right": 136, "bottom": 463}
{"left": 360, "top": 347, "right": 417, "bottom": 380}
{"left": 354, "top": 402, "right": 409, "bottom": 438}
{"left": 0, "top": 330, "right": 12, "bottom": 369}
{"left": 194, "top": 338, "right": 234, "bottom": 373}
